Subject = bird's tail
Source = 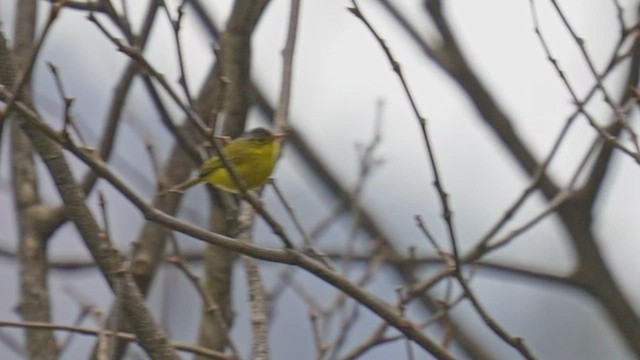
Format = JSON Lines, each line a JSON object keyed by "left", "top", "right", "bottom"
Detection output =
{"left": 169, "top": 176, "right": 203, "bottom": 193}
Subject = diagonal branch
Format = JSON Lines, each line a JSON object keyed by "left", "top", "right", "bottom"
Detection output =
{"left": 5, "top": 2, "right": 61, "bottom": 358}
{"left": 0, "top": 319, "right": 232, "bottom": 360}
{"left": 378, "top": 0, "right": 560, "bottom": 200}
{"left": 1, "top": 75, "right": 182, "bottom": 359}
{"left": 5, "top": 94, "right": 456, "bottom": 359}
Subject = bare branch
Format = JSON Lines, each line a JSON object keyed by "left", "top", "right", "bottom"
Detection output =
{"left": 4, "top": 94, "right": 455, "bottom": 359}
{"left": 273, "top": 0, "right": 301, "bottom": 131}
{"left": 0, "top": 320, "right": 233, "bottom": 359}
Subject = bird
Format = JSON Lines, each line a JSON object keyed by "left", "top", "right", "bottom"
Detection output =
{"left": 170, "top": 127, "right": 283, "bottom": 194}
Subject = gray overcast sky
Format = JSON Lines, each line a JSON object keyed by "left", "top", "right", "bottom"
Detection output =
{"left": 1, "top": 1, "right": 639, "bottom": 359}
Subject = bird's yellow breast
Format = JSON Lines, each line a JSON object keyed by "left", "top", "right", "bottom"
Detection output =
{"left": 203, "top": 140, "right": 280, "bottom": 193}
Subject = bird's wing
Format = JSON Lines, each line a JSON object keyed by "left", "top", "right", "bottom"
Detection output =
{"left": 198, "top": 142, "right": 250, "bottom": 177}
{"left": 199, "top": 155, "right": 222, "bottom": 176}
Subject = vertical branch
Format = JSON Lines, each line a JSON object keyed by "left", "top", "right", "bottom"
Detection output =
{"left": 16, "top": 115, "right": 180, "bottom": 359}
{"left": 273, "top": 0, "right": 301, "bottom": 131}
{"left": 196, "top": 208, "right": 237, "bottom": 356}
{"left": 235, "top": 2, "right": 301, "bottom": 356}
{"left": 166, "top": 236, "right": 241, "bottom": 358}
{"left": 184, "top": 2, "right": 495, "bottom": 358}
{"left": 196, "top": 0, "right": 271, "bottom": 356}
{"left": 350, "top": 2, "right": 537, "bottom": 357}
{"left": 0, "top": 21, "right": 182, "bottom": 354}
{"left": 5, "top": 93, "right": 457, "bottom": 358}
{"left": 349, "top": 1, "right": 459, "bottom": 262}
{"left": 238, "top": 204, "right": 270, "bottom": 360}
{"left": 81, "top": 1, "right": 160, "bottom": 193}
{"left": 377, "top": 0, "right": 560, "bottom": 199}
{"left": 8, "top": 1, "right": 59, "bottom": 358}
{"left": 218, "top": 0, "right": 271, "bottom": 136}
{"left": 160, "top": 0, "right": 195, "bottom": 108}
{"left": 223, "top": 1, "right": 299, "bottom": 357}
{"left": 527, "top": 1, "right": 640, "bottom": 356}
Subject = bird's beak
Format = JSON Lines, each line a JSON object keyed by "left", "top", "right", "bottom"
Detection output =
{"left": 274, "top": 133, "right": 286, "bottom": 142}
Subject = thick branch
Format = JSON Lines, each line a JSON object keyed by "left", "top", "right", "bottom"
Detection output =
{"left": 5, "top": 95, "right": 456, "bottom": 359}
{"left": 10, "top": 105, "right": 180, "bottom": 358}
{"left": 7, "top": 2, "right": 59, "bottom": 358}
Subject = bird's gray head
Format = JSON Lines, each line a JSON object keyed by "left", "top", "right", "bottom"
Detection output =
{"left": 243, "top": 127, "right": 275, "bottom": 143}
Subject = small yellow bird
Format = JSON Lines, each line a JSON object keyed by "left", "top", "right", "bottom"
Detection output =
{"left": 170, "top": 127, "right": 283, "bottom": 193}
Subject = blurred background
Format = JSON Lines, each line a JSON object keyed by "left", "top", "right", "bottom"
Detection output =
{"left": 1, "top": 0, "right": 639, "bottom": 359}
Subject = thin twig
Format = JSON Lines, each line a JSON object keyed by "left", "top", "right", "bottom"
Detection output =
{"left": 270, "top": 180, "right": 334, "bottom": 268}
{"left": 530, "top": 0, "right": 640, "bottom": 164}
{"left": 414, "top": 215, "right": 445, "bottom": 255}
{"left": 87, "top": 12, "right": 211, "bottom": 137}
{"left": 1, "top": 0, "right": 66, "bottom": 120}
{"left": 0, "top": 320, "right": 233, "bottom": 359}
{"left": 89, "top": 8, "right": 296, "bottom": 248}
{"left": 58, "top": 288, "right": 97, "bottom": 353}
{"left": 274, "top": 0, "right": 302, "bottom": 131}
{"left": 46, "top": 62, "right": 90, "bottom": 147}
{"left": 309, "top": 309, "right": 330, "bottom": 360}
{"left": 4, "top": 92, "right": 456, "bottom": 359}
{"left": 459, "top": 280, "right": 536, "bottom": 360}
{"left": 160, "top": 0, "right": 195, "bottom": 108}
{"left": 98, "top": 191, "right": 111, "bottom": 244}
{"left": 351, "top": 3, "right": 536, "bottom": 357}
{"left": 339, "top": 323, "right": 391, "bottom": 360}
{"left": 165, "top": 237, "right": 240, "bottom": 357}
{"left": 349, "top": 0, "right": 460, "bottom": 265}
{"left": 237, "top": 203, "right": 270, "bottom": 360}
